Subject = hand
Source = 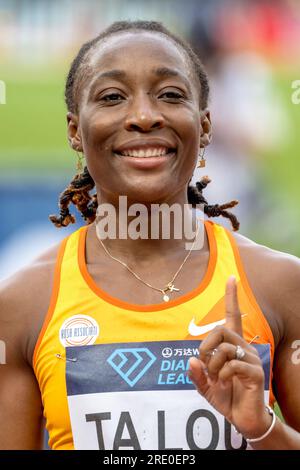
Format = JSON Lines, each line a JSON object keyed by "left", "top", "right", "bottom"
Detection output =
{"left": 188, "top": 275, "right": 272, "bottom": 438}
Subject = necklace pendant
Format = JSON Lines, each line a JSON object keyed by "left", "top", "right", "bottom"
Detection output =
{"left": 166, "top": 282, "right": 180, "bottom": 292}
{"left": 162, "top": 283, "right": 179, "bottom": 301}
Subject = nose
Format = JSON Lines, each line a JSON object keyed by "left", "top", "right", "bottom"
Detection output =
{"left": 124, "top": 94, "right": 164, "bottom": 132}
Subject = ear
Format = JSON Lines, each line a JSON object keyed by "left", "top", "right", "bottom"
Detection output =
{"left": 67, "top": 112, "right": 82, "bottom": 151}
{"left": 200, "top": 109, "right": 212, "bottom": 148}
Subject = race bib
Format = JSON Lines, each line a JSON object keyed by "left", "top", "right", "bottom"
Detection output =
{"left": 66, "top": 341, "right": 271, "bottom": 450}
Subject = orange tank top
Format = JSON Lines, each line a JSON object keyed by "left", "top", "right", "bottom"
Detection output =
{"left": 33, "top": 220, "right": 275, "bottom": 450}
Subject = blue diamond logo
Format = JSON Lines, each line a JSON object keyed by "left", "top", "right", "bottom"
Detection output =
{"left": 107, "top": 348, "right": 156, "bottom": 387}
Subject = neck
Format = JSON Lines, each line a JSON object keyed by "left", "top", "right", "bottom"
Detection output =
{"left": 91, "top": 190, "right": 205, "bottom": 265}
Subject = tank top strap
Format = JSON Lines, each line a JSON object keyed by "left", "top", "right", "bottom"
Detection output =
{"left": 207, "top": 221, "right": 273, "bottom": 343}
{"left": 202, "top": 221, "right": 275, "bottom": 404}
{"left": 32, "top": 226, "right": 85, "bottom": 369}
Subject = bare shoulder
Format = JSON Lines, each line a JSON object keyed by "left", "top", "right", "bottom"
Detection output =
{"left": 231, "top": 230, "right": 300, "bottom": 345}
{"left": 0, "top": 240, "right": 63, "bottom": 366}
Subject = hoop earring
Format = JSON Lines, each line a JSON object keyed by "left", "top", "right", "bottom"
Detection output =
{"left": 197, "top": 147, "right": 206, "bottom": 168}
{"left": 76, "top": 151, "right": 85, "bottom": 173}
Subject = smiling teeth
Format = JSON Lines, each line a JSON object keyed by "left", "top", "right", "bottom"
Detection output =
{"left": 120, "top": 147, "right": 169, "bottom": 157}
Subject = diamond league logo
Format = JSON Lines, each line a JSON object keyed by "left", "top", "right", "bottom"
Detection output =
{"left": 107, "top": 348, "right": 156, "bottom": 387}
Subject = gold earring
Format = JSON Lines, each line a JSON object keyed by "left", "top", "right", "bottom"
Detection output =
{"left": 76, "top": 151, "right": 85, "bottom": 173}
{"left": 197, "top": 147, "right": 206, "bottom": 168}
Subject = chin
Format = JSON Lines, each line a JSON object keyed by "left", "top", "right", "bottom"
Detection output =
{"left": 125, "top": 187, "right": 170, "bottom": 205}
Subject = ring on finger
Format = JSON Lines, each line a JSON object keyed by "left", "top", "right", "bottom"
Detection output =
{"left": 235, "top": 344, "right": 246, "bottom": 360}
{"left": 206, "top": 348, "right": 219, "bottom": 357}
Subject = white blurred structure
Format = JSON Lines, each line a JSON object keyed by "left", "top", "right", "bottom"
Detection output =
{"left": 0, "top": 222, "right": 64, "bottom": 281}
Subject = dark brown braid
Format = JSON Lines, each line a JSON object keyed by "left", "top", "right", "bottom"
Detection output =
{"left": 50, "top": 168, "right": 240, "bottom": 231}
{"left": 187, "top": 176, "right": 240, "bottom": 231}
{"left": 50, "top": 20, "right": 240, "bottom": 231}
{"left": 49, "top": 166, "right": 97, "bottom": 227}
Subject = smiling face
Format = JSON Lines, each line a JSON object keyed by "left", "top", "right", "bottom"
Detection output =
{"left": 67, "top": 31, "right": 212, "bottom": 205}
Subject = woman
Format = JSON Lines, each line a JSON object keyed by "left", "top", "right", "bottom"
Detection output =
{"left": 0, "top": 20, "right": 300, "bottom": 450}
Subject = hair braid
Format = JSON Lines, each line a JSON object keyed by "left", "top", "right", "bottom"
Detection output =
{"left": 50, "top": 167, "right": 240, "bottom": 231}
{"left": 49, "top": 166, "right": 95, "bottom": 227}
{"left": 188, "top": 176, "right": 240, "bottom": 231}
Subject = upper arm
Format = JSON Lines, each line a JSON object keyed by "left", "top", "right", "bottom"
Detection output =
{"left": 0, "top": 252, "right": 58, "bottom": 449}
{"left": 270, "top": 255, "right": 300, "bottom": 432}
{"left": 0, "top": 358, "right": 44, "bottom": 449}
{"left": 236, "top": 234, "right": 300, "bottom": 431}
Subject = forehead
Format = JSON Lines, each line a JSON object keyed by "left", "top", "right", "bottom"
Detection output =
{"left": 84, "top": 31, "right": 197, "bottom": 88}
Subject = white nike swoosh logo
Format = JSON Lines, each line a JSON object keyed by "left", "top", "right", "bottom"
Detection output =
{"left": 188, "top": 314, "right": 247, "bottom": 336}
{"left": 188, "top": 318, "right": 226, "bottom": 336}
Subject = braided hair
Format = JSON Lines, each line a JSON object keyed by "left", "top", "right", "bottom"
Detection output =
{"left": 50, "top": 20, "right": 240, "bottom": 231}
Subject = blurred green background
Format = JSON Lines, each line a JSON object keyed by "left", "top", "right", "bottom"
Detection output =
{"left": 0, "top": 64, "right": 73, "bottom": 171}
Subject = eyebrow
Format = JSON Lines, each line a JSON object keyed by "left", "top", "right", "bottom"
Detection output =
{"left": 88, "top": 66, "right": 192, "bottom": 97}
{"left": 153, "top": 67, "right": 192, "bottom": 93}
{"left": 96, "top": 69, "right": 127, "bottom": 80}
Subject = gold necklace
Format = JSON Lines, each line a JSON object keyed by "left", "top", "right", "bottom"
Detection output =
{"left": 95, "top": 222, "right": 200, "bottom": 302}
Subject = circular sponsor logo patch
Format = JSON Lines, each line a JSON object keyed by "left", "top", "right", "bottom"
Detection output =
{"left": 59, "top": 315, "right": 99, "bottom": 347}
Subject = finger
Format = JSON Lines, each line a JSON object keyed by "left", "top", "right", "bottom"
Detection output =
{"left": 225, "top": 275, "right": 243, "bottom": 337}
{"left": 188, "top": 357, "right": 209, "bottom": 395}
{"left": 204, "top": 343, "right": 261, "bottom": 383}
{"left": 199, "top": 326, "right": 249, "bottom": 364}
{"left": 218, "top": 361, "right": 265, "bottom": 387}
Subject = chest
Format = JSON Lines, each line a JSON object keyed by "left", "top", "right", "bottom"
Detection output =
{"left": 87, "top": 250, "right": 210, "bottom": 306}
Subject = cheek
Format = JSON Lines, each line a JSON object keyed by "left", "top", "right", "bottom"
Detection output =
{"left": 174, "top": 108, "right": 201, "bottom": 156}
{"left": 176, "top": 110, "right": 201, "bottom": 180}
{"left": 80, "top": 109, "right": 117, "bottom": 151}
{"left": 174, "top": 106, "right": 200, "bottom": 139}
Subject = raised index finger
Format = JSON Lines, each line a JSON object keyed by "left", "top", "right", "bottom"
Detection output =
{"left": 225, "top": 275, "right": 243, "bottom": 337}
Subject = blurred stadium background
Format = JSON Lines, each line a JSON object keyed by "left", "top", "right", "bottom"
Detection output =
{"left": 1, "top": 0, "right": 300, "bottom": 444}
{"left": 1, "top": 0, "right": 300, "bottom": 280}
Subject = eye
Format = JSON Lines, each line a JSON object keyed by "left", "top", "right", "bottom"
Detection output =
{"left": 159, "top": 90, "right": 184, "bottom": 101}
{"left": 100, "top": 92, "right": 125, "bottom": 104}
